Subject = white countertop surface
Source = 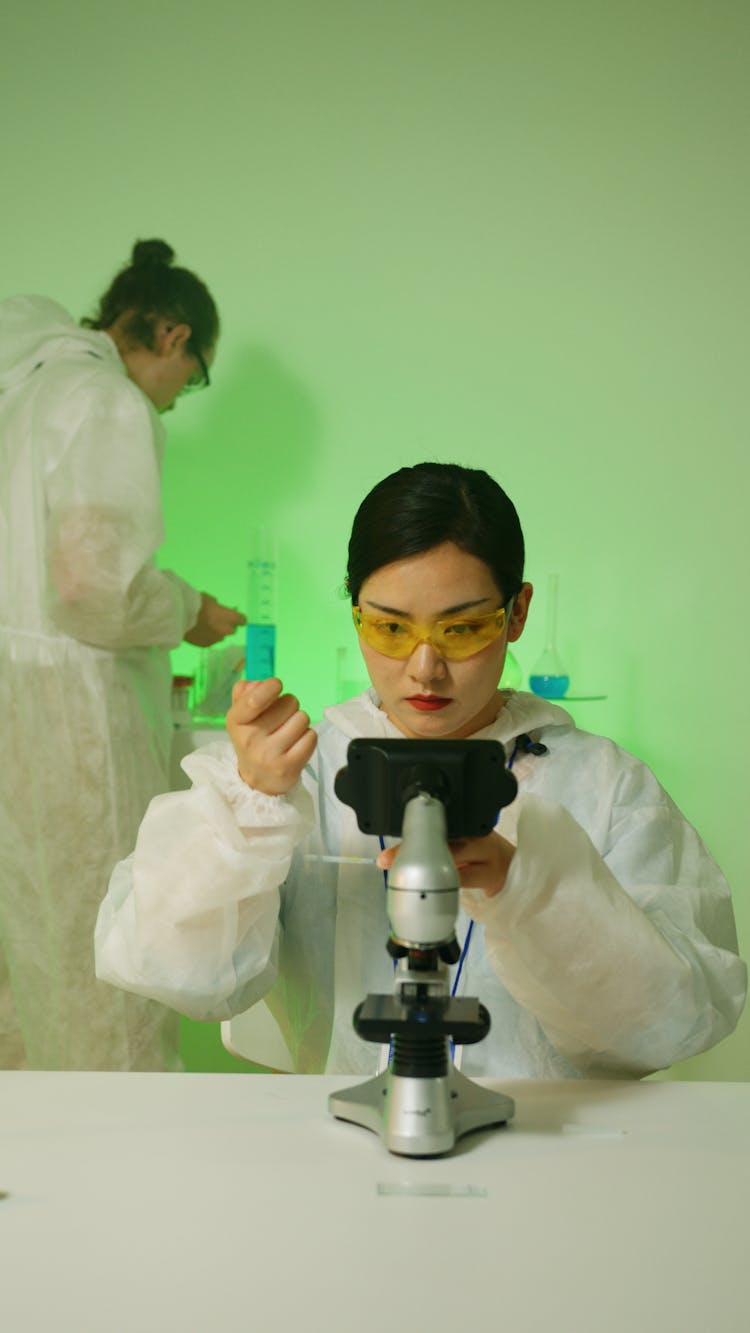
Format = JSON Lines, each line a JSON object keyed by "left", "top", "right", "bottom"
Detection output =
{"left": 2, "top": 1072, "right": 748, "bottom": 1332}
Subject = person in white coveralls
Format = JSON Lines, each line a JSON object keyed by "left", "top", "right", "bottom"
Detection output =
{"left": 0, "top": 239, "right": 244, "bottom": 1070}
{"left": 96, "top": 462, "right": 746, "bottom": 1078}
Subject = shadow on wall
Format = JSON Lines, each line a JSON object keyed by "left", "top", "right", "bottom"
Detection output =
{"left": 162, "top": 339, "right": 323, "bottom": 696}
{"left": 170, "top": 340, "right": 322, "bottom": 523}
{"left": 219, "top": 343, "right": 321, "bottom": 513}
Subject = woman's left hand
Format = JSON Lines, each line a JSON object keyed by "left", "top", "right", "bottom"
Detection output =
{"left": 377, "top": 832, "right": 515, "bottom": 899}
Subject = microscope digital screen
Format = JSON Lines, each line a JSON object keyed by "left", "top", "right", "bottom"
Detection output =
{"left": 334, "top": 738, "right": 517, "bottom": 839}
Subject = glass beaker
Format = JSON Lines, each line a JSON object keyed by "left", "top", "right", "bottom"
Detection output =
{"left": 529, "top": 574, "right": 570, "bottom": 698}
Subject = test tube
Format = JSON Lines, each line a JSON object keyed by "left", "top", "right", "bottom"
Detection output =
{"left": 245, "top": 527, "right": 277, "bottom": 680}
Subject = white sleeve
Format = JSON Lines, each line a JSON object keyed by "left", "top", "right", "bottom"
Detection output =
{"left": 462, "top": 787, "right": 747, "bottom": 1077}
{"left": 95, "top": 743, "right": 314, "bottom": 1020}
{"left": 44, "top": 374, "right": 201, "bottom": 649}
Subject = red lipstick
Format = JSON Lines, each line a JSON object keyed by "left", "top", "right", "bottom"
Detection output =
{"left": 406, "top": 695, "right": 452, "bottom": 711}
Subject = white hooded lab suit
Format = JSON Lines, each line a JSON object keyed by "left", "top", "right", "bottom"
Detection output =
{"left": 95, "top": 689, "right": 746, "bottom": 1078}
{"left": 0, "top": 296, "right": 201, "bottom": 1069}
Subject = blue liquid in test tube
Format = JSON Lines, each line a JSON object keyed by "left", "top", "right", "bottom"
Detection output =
{"left": 245, "top": 623, "right": 276, "bottom": 679}
{"left": 245, "top": 531, "right": 277, "bottom": 680}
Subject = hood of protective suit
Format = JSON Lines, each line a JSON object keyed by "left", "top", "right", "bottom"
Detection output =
{"left": 0, "top": 295, "right": 121, "bottom": 395}
{"left": 324, "top": 687, "right": 574, "bottom": 743}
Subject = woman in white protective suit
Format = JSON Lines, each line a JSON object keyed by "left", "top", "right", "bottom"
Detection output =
{"left": 0, "top": 239, "right": 245, "bottom": 1069}
{"left": 96, "top": 462, "right": 746, "bottom": 1077}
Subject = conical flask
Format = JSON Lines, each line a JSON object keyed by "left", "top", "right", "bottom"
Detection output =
{"left": 529, "top": 574, "right": 570, "bottom": 698}
{"left": 500, "top": 647, "right": 523, "bottom": 690}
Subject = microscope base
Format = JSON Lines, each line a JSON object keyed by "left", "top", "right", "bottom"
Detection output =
{"left": 329, "top": 1065, "right": 514, "bottom": 1157}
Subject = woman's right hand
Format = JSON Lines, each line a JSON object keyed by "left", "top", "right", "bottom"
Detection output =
{"left": 226, "top": 678, "right": 317, "bottom": 795}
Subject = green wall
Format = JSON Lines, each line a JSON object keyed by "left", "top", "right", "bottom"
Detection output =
{"left": 4, "top": 0, "right": 748, "bottom": 1079}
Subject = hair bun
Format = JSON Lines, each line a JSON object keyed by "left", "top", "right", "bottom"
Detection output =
{"left": 131, "top": 238, "right": 175, "bottom": 268}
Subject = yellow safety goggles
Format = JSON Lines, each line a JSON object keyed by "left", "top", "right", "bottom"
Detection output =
{"left": 352, "top": 605, "right": 507, "bottom": 661}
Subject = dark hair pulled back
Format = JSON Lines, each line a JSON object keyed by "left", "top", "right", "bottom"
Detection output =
{"left": 82, "top": 238, "right": 219, "bottom": 356}
{"left": 346, "top": 462, "right": 525, "bottom": 606}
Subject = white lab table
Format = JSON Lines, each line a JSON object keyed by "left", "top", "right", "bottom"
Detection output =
{"left": 1, "top": 1073, "right": 748, "bottom": 1332}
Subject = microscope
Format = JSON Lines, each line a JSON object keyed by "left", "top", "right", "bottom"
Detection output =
{"left": 329, "top": 738, "right": 518, "bottom": 1157}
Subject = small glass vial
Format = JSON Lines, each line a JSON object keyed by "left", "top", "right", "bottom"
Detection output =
{"left": 171, "top": 674, "right": 194, "bottom": 727}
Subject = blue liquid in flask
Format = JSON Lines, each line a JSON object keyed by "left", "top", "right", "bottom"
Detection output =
{"left": 530, "top": 575, "right": 569, "bottom": 699}
{"left": 529, "top": 673, "right": 569, "bottom": 699}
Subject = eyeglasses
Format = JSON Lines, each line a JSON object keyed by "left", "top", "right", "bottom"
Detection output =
{"left": 181, "top": 346, "right": 211, "bottom": 394}
{"left": 352, "top": 604, "right": 507, "bottom": 661}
